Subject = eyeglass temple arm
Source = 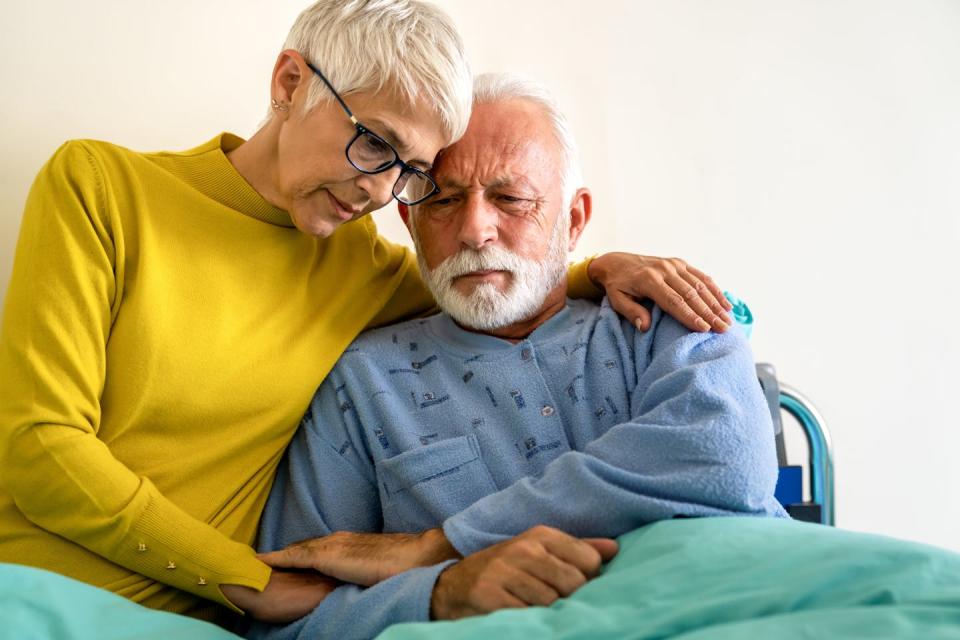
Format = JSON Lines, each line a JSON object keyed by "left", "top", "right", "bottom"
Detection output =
{"left": 305, "top": 61, "right": 358, "bottom": 124}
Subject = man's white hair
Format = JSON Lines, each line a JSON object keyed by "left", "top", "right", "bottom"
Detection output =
{"left": 275, "top": 0, "right": 472, "bottom": 143}
{"left": 471, "top": 72, "right": 583, "bottom": 207}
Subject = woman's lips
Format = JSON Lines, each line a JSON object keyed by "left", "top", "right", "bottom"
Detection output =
{"left": 327, "top": 191, "right": 361, "bottom": 221}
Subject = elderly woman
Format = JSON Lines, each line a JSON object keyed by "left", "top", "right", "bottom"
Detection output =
{"left": 0, "top": 0, "right": 730, "bottom": 628}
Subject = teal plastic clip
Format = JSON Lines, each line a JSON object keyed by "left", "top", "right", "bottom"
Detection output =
{"left": 723, "top": 291, "right": 753, "bottom": 340}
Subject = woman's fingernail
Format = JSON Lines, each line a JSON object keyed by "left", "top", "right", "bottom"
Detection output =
{"left": 696, "top": 318, "right": 711, "bottom": 331}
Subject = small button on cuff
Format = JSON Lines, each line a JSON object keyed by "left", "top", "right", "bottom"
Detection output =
{"left": 541, "top": 405, "right": 555, "bottom": 416}
{"left": 137, "top": 543, "right": 147, "bottom": 552}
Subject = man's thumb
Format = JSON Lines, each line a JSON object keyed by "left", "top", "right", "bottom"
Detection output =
{"left": 583, "top": 538, "right": 619, "bottom": 562}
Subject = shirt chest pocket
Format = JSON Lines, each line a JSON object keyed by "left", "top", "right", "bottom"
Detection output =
{"left": 378, "top": 434, "right": 498, "bottom": 532}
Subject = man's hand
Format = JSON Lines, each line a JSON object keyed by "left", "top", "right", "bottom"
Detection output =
{"left": 588, "top": 253, "right": 732, "bottom": 333}
{"left": 258, "top": 528, "right": 460, "bottom": 587}
{"left": 430, "top": 525, "right": 618, "bottom": 621}
{"left": 222, "top": 569, "right": 339, "bottom": 624}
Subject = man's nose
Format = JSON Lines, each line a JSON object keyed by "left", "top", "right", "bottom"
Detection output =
{"left": 355, "top": 166, "right": 402, "bottom": 206}
{"left": 456, "top": 195, "right": 498, "bottom": 250}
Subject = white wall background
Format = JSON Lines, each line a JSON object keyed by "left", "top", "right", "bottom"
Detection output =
{"left": 1, "top": 1, "right": 958, "bottom": 550}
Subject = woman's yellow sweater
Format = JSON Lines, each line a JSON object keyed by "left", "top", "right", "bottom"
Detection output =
{"left": 0, "top": 134, "right": 598, "bottom": 621}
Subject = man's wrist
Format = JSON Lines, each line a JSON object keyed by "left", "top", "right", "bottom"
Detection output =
{"left": 418, "top": 528, "right": 460, "bottom": 565}
{"left": 429, "top": 562, "right": 457, "bottom": 620}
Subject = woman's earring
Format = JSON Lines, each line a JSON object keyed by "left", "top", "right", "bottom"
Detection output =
{"left": 271, "top": 98, "right": 289, "bottom": 112}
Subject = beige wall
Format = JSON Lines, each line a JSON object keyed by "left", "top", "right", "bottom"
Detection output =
{"left": 2, "top": 1, "right": 959, "bottom": 549}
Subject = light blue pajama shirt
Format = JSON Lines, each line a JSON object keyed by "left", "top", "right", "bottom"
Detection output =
{"left": 249, "top": 298, "right": 787, "bottom": 640}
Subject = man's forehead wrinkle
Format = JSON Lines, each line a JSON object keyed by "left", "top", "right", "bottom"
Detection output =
{"left": 434, "top": 139, "right": 548, "bottom": 191}
{"left": 429, "top": 100, "right": 563, "bottom": 198}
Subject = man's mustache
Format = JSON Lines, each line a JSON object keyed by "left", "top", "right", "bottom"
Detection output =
{"left": 431, "top": 247, "right": 526, "bottom": 281}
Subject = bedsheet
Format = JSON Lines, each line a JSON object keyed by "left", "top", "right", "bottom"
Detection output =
{"left": 4, "top": 517, "right": 959, "bottom": 639}
{"left": 0, "top": 562, "right": 240, "bottom": 640}
{"left": 380, "top": 517, "right": 960, "bottom": 639}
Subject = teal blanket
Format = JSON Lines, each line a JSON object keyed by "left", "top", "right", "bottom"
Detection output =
{"left": 0, "top": 562, "right": 240, "bottom": 640}
{"left": 380, "top": 517, "right": 960, "bottom": 639}
{"left": 3, "top": 518, "right": 959, "bottom": 639}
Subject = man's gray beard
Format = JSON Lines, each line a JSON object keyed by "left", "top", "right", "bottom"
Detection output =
{"left": 415, "top": 216, "right": 570, "bottom": 331}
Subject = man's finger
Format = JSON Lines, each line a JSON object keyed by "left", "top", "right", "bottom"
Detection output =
{"left": 483, "top": 589, "right": 527, "bottom": 614}
{"left": 503, "top": 573, "right": 561, "bottom": 608}
{"left": 540, "top": 534, "right": 604, "bottom": 578}
{"left": 514, "top": 550, "right": 588, "bottom": 597}
{"left": 607, "top": 289, "right": 652, "bottom": 332}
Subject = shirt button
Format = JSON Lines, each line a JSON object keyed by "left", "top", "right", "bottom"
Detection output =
{"left": 198, "top": 577, "right": 207, "bottom": 586}
{"left": 521, "top": 348, "right": 532, "bottom": 361}
{"left": 541, "top": 405, "right": 555, "bottom": 416}
{"left": 137, "top": 542, "right": 147, "bottom": 552}
{"left": 166, "top": 561, "right": 177, "bottom": 570}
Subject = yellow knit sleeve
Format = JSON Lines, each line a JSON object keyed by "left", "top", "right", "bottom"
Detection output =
{"left": 0, "top": 142, "right": 268, "bottom": 611}
{"left": 567, "top": 255, "right": 604, "bottom": 300}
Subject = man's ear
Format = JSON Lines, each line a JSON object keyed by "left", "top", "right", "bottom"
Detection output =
{"left": 271, "top": 49, "right": 308, "bottom": 117}
{"left": 566, "top": 188, "right": 592, "bottom": 251}
{"left": 398, "top": 202, "right": 410, "bottom": 227}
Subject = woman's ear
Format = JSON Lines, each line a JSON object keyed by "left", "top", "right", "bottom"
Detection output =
{"left": 270, "top": 49, "right": 308, "bottom": 116}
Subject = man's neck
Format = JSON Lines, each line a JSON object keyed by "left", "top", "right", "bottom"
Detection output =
{"left": 458, "top": 284, "right": 568, "bottom": 344}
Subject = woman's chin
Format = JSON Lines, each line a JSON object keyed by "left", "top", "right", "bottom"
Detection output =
{"left": 290, "top": 207, "right": 342, "bottom": 238}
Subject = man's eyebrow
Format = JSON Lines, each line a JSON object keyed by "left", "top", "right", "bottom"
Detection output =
{"left": 365, "top": 119, "right": 433, "bottom": 170}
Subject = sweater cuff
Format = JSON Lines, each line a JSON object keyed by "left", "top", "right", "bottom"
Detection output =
{"left": 117, "top": 486, "right": 271, "bottom": 613}
{"left": 566, "top": 256, "right": 603, "bottom": 300}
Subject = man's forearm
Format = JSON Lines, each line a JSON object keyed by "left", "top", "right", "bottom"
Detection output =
{"left": 247, "top": 561, "right": 456, "bottom": 640}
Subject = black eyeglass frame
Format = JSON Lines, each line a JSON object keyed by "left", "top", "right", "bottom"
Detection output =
{"left": 305, "top": 61, "right": 440, "bottom": 206}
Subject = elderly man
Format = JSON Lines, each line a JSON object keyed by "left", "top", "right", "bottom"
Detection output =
{"left": 249, "top": 73, "right": 786, "bottom": 640}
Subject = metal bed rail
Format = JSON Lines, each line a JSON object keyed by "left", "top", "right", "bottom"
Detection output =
{"left": 779, "top": 383, "right": 835, "bottom": 526}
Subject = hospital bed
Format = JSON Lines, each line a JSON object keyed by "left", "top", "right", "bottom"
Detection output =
{"left": 758, "top": 363, "right": 835, "bottom": 525}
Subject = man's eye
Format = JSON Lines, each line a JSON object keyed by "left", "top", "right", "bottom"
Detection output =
{"left": 497, "top": 195, "right": 534, "bottom": 213}
{"left": 422, "top": 195, "right": 459, "bottom": 213}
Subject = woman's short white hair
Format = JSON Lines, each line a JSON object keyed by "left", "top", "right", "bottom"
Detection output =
{"left": 472, "top": 72, "right": 583, "bottom": 207}
{"left": 280, "top": 0, "right": 472, "bottom": 143}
